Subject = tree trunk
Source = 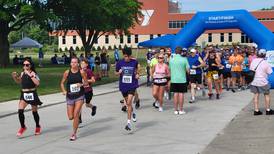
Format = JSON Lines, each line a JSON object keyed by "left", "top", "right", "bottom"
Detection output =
{"left": 0, "top": 21, "right": 10, "bottom": 67}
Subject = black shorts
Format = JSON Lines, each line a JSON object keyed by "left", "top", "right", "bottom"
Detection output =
{"left": 189, "top": 74, "right": 202, "bottom": 84}
{"left": 84, "top": 91, "right": 93, "bottom": 104}
{"left": 223, "top": 71, "right": 232, "bottom": 79}
{"left": 20, "top": 90, "right": 42, "bottom": 106}
{"left": 170, "top": 83, "right": 188, "bottom": 93}
{"left": 241, "top": 71, "right": 249, "bottom": 78}
{"left": 121, "top": 89, "right": 136, "bottom": 98}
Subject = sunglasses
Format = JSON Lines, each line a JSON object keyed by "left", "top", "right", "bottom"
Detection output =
{"left": 23, "top": 64, "right": 30, "bottom": 67}
{"left": 158, "top": 57, "right": 164, "bottom": 59}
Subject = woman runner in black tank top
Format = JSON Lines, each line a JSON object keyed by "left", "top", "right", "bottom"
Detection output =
{"left": 11, "top": 59, "right": 42, "bottom": 137}
{"left": 60, "top": 57, "right": 88, "bottom": 141}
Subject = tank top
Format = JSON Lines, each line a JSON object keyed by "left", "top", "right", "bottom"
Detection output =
{"left": 66, "top": 69, "right": 84, "bottom": 99}
{"left": 208, "top": 56, "right": 219, "bottom": 71}
{"left": 153, "top": 63, "right": 168, "bottom": 79}
{"left": 21, "top": 73, "right": 36, "bottom": 89}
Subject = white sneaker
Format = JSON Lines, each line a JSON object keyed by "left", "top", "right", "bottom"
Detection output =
{"left": 159, "top": 107, "right": 163, "bottom": 112}
{"left": 155, "top": 101, "right": 159, "bottom": 107}
{"left": 132, "top": 113, "right": 137, "bottom": 122}
{"left": 179, "top": 110, "right": 186, "bottom": 115}
{"left": 174, "top": 110, "right": 179, "bottom": 115}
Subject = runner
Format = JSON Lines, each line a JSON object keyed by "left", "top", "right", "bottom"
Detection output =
{"left": 150, "top": 50, "right": 159, "bottom": 108}
{"left": 60, "top": 57, "right": 88, "bottom": 141}
{"left": 169, "top": 47, "right": 189, "bottom": 115}
{"left": 187, "top": 48, "right": 205, "bottom": 103}
{"left": 205, "top": 49, "right": 222, "bottom": 99}
{"left": 78, "top": 59, "right": 97, "bottom": 124}
{"left": 221, "top": 53, "right": 232, "bottom": 91}
{"left": 116, "top": 47, "right": 139, "bottom": 131}
{"left": 11, "top": 59, "right": 42, "bottom": 137}
{"left": 229, "top": 48, "right": 244, "bottom": 92}
{"left": 241, "top": 51, "right": 250, "bottom": 90}
{"left": 151, "top": 53, "right": 170, "bottom": 112}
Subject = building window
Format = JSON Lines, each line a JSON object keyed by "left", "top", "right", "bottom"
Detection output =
{"left": 127, "top": 35, "right": 131, "bottom": 44}
{"left": 208, "top": 33, "right": 212, "bottom": 42}
{"left": 150, "top": 34, "right": 154, "bottom": 40}
{"left": 135, "top": 35, "right": 139, "bottom": 43}
{"left": 73, "top": 36, "right": 76, "bottom": 44}
{"left": 105, "top": 35, "right": 109, "bottom": 44}
{"left": 62, "top": 36, "right": 66, "bottom": 44}
{"left": 241, "top": 33, "right": 253, "bottom": 43}
{"left": 120, "top": 35, "right": 124, "bottom": 44}
{"left": 220, "top": 33, "right": 224, "bottom": 42}
{"left": 168, "top": 20, "right": 188, "bottom": 29}
{"left": 157, "top": 34, "right": 161, "bottom": 37}
{"left": 228, "top": 33, "right": 232, "bottom": 42}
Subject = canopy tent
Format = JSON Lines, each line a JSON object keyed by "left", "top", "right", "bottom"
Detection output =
{"left": 11, "top": 37, "right": 43, "bottom": 48}
{"left": 138, "top": 34, "right": 175, "bottom": 48}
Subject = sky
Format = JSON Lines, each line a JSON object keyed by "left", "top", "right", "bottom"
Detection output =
{"left": 177, "top": 0, "right": 274, "bottom": 12}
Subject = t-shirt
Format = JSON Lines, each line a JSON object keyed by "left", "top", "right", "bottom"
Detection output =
{"left": 84, "top": 68, "right": 94, "bottom": 93}
{"left": 229, "top": 54, "right": 244, "bottom": 72}
{"left": 250, "top": 58, "right": 273, "bottom": 87}
{"left": 169, "top": 54, "right": 189, "bottom": 83}
{"left": 116, "top": 59, "right": 139, "bottom": 93}
{"left": 95, "top": 56, "right": 101, "bottom": 65}
{"left": 242, "top": 57, "right": 249, "bottom": 72}
{"left": 187, "top": 55, "right": 202, "bottom": 75}
{"left": 150, "top": 57, "right": 158, "bottom": 68}
{"left": 100, "top": 53, "right": 107, "bottom": 64}
{"left": 221, "top": 59, "right": 231, "bottom": 73}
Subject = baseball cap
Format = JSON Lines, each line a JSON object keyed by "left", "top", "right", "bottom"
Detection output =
{"left": 258, "top": 49, "right": 267, "bottom": 55}
{"left": 190, "top": 48, "right": 196, "bottom": 53}
{"left": 182, "top": 48, "right": 187, "bottom": 51}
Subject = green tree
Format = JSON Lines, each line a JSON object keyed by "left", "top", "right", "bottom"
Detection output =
{"left": 0, "top": 0, "right": 50, "bottom": 67}
{"left": 48, "top": 0, "right": 142, "bottom": 57}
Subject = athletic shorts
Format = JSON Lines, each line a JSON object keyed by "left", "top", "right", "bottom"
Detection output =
{"left": 101, "top": 63, "right": 108, "bottom": 71}
{"left": 250, "top": 84, "right": 270, "bottom": 95}
{"left": 231, "top": 71, "right": 241, "bottom": 78}
{"left": 223, "top": 71, "right": 232, "bottom": 79}
{"left": 121, "top": 89, "right": 136, "bottom": 98}
{"left": 207, "top": 71, "right": 219, "bottom": 80}
{"left": 189, "top": 74, "right": 202, "bottom": 84}
{"left": 20, "top": 90, "right": 42, "bottom": 106}
{"left": 84, "top": 91, "right": 93, "bottom": 104}
{"left": 66, "top": 95, "right": 84, "bottom": 106}
{"left": 170, "top": 83, "right": 187, "bottom": 93}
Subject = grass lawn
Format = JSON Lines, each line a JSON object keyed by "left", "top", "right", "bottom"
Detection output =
{"left": 0, "top": 49, "right": 147, "bottom": 102}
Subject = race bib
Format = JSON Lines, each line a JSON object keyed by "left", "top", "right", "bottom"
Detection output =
{"left": 226, "top": 64, "right": 232, "bottom": 68}
{"left": 213, "top": 73, "right": 219, "bottom": 80}
{"left": 70, "top": 84, "right": 80, "bottom": 93}
{"left": 24, "top": 93, "right": 34, "bottom": 101}
{"left": 190, "top": 69, "right": 196, "bottom": 75}
{"left": 122, "top": 75, "right": 132, "bottom": 83}
{"left": 154, "top": 78, "right": 167, "bottom": 84}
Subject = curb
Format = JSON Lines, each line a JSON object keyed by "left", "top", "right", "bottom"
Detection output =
{"left": 0, "top": 81, "right": 147, "bottom": 119}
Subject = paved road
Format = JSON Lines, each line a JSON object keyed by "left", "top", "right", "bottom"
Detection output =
{"left": 0, "top": 85, "right": 256, "bottom": 154}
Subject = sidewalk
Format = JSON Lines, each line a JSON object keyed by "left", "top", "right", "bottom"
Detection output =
{"left": 0, "top": 76, "right": 147, "bottom": 118}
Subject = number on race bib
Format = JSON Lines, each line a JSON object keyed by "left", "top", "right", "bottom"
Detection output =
{"left": 213, "top": 74, "right": 219, "bottom": 80}
{"left": 122, "top": 75, "right": 132, "bottom": 83}
{"left": 154, "top": 78, "right": 167, "bottom": 83}
{"left": 24, "top": 93, "right": 34, "bottom": 101}
{"left": 190, "top": 69, "right": 196, "bottom": 75}
{"left": 70, "top": 84, "right": 80, "bottom": 93}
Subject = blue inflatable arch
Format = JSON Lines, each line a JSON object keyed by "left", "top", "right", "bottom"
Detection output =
{"left": 170, "top": 10, "right": 274, "bottom": 50}
{"left": 171, "top": 10, "right": 274, "bottom": 51}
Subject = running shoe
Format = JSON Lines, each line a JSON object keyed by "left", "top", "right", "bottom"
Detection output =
{"left": 189, "top": 97, "right": 195, "bottom": 103}
{"left": 174, "top": 110, "right": 179, "bottom": 115}
{"left": 17, "top": 127, "right": 27, "bottom": 137}
{"left": 35, "top": 126, "right": 41, "bottom": 135}
{"left": 231, "top": 89, "right": 236, "bottom": 93}
{"left": 120, "top": 100, "right": 124, "bottom": 104}
{"left": 135, "top": 99, "right": 140, "bottom": 109}
{"left": 132, "top": 113, "right": 137, "bottom": 122}
{"left": 208, "top": 93, "right": 213, "bottom": 99}
{"left": 159, "top": 107, "right": 163, "bottom": 112}
{"left": 121, "top": 105, "right": 127, "bottom": 112}
{"left": 70, "top": 134, "right": 77, "bottom": 141}
{"left": 91, "top": 106, "right": 97, "bottom": 116}
{"left": 125, "top": 123, "right": 132, "bottom": 131}
{"left": 216, "top": 94, "right": 220, "bottom": 99}
{"left": 153, "top": 101, "right": 159, "bottom": 108}
{"left": 179, "top": 110, "right": 186, "bottom": 115}
{"left": 266, "top": 109, "right": 274, "bottom": 115}
{"left": 226, "top": 88, "right": 230, "bottom": 91}
{"left": 254, "top": 110, "right": 263, "bottom": 116}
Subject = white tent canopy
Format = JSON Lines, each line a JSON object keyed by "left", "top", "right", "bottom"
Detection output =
{"left": 11, "top": 37, "right": 43, "bottom": 48}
